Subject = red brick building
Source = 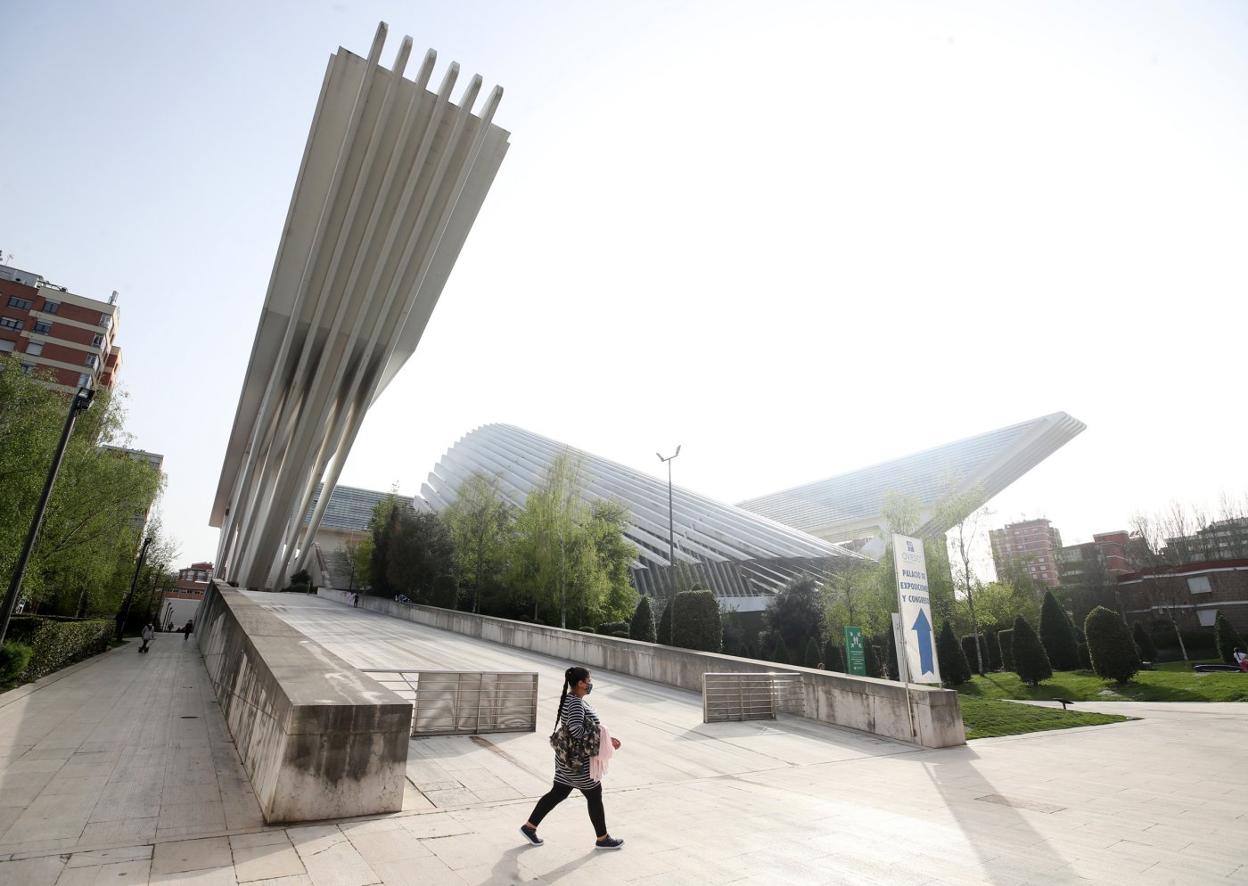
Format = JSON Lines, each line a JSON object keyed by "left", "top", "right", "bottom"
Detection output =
{"left": 990, "top": 518, "right": 1064, "bottom": 587}
{"left": 1117, "top": 559, "right": 1248, "bottom": 635}
{"left": 0, "top": 263, "right": 121, "bottom": 393}
{"left": 161, "top": 561, "right": 212, "bottom": 630}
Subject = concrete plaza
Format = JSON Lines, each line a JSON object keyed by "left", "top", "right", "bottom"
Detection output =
{"left": 1, "top": 593, "right": 1245, "bottom": 885}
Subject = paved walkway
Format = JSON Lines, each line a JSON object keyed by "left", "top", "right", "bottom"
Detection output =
{"left": 0, "top": 594, "right": 1245, "bottom": 885}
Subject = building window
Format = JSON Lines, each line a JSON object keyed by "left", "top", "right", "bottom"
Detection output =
{"left": 7, "top": 296, "right": 32, "bottom": 310}
{"left": 77, "top": 373, "right": 90, "bottom": 387}
{"left": 20, "top": 363, "right": 34, "bottom": 375}
{"left": 26, "top": 342, "right": 42, "bottom": 357}
{"left": 43, "top": 301, "right": 60, "bottom": 314}
{"left": 0, "top": 317, "right": 22, "bottom": 330}
{"left": 33, "top": 321, "right": 51, "bottom": 334}
{"left": 99, "top": 313, "right": 111, "bottom": 328}
{"left": 1187, "top": 576, "right": 1212, "bottom": 594}
{"left": 85, "top": 353, "right": 98, "bottom": 368}
{"left": 1197, "top": 609, "right": 1216, "bottom": 627}
{"left": 0, "top": 340, "right": 13, "bottom": 353}
{"left": 91, "top": 333, "right": 103, "bottom": 347}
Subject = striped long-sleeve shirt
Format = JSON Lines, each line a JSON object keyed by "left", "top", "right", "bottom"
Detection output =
{"left": 554, "top": 695, "right": 601, "bottom": 790}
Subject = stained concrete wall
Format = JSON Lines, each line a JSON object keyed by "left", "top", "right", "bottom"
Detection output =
{"left": 198, "top": 583, "right": 412, "bottom": 822}
{"left": 320, "top": 590, "right": 965, "bottom": 748}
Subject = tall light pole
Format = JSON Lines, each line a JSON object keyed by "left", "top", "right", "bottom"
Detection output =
{"left": 656, "top": 445, "right": 681, "bottom": 575}
{"left": 115, "top": 535, "right": 153, "bottom": 641}
{"left": 0, "top": 385, "right": 94, "bottom": 647}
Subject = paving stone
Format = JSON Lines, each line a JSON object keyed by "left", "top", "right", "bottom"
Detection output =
{"left": 152, "top": 836, "right": 233, "bottom": 876}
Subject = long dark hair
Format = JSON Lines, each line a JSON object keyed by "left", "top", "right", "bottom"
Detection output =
{"left": 556, "top": 666, "right": 590, "bottom": 726}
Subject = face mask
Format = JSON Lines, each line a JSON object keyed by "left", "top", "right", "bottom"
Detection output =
{"left": 584, "top": 683, "right": 593, "bottom": 695}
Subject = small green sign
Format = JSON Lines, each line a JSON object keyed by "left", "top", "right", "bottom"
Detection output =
{"left": 844, "top": 625, "right": 866, "bottom": 676}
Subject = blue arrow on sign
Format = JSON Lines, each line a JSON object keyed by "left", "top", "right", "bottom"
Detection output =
{"left": 911, "top": 608, "right": 935, "bottom": 675}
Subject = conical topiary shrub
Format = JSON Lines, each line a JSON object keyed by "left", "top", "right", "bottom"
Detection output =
{"left": 657, "top": 599, "right": 673, "bottom": 645}
{"left": 1131, "top": 621, "right": 1157, "bottom": 663}
{"left": 937, "top": 620, "right": 971, "bottom": 686}
{"left": 985, "top": 629, "right": 1002, "bottom": 671}
{"left": 997, "top": 628, "right": 1015, "bottom": 670}
{"left": 864, "top": 640, "right": 883, "bottom": 678}
{"left": 804, "top": 636, "right": 821, "bottom": 668}
{"left": 1084, "top": 606, "right": 1140, "bottom": 684}
{"left": 629, "top": 596, "right": 656, "bottom": 642}
{"left": 822, "top": 639, "right": 843, "bottom": 672}
{"left": 670, "top": 590, "right": 722, "bottom": 652}
{"left": 1011, "top": 616, "right": 1053, "bottom": 687}
{"left": 1039, "top": 591, "right": 1081, "bottom": 671}
{"left": 1214, "top": 610, "right": 1244, "bottom": 665}
{"left": 886, "top": 628, "right": 900, "bottom": 680}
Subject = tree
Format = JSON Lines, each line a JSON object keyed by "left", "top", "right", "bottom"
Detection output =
{"left": 997, "top": 628, "right": 1015, "bottom": 670}
{"left": 764, "top": 575, "right": 825, "bottom": 658}
{"left": 386, "top": 510, "right": 455, "bottom": 604}
{"left": 1214, "top": 610, "right": 1244, "bottom": 665}
{"left": 863, "top": 639, "right": 883, "bottom": 678}
{"left": 939, "top": 489, "right": 991, "bottom": 676}
{"left": 770, "top": 634, "right": 791, "bottom": 665}
{"left": 1131, "top": 622, "right": 1157, "bottom": 662}
{"left": 984, "top": 629, "right": 1002, "bottom": 671}
{"left": 629, "top": 596, "right": 656, "bottom": 642}
{"left": 587, "top": 500, "right": 639, "bottom": 623}
{"left": 367, "top": 493, "right": 403, "bottom": 597}
{"left": 443, "top": 473, "right": 514, "bottom": 613}
{"left": 803, "top": 636, "right": 821, "bottom": 668}
{"left": 670, "top": 590, "right": 721, "bottom": 652}
{"left": 1084, "top": 606, "right": 1140, "bottom": 683}
{"left": 822, "top": 639, "right": 842, "bottom": 672}
{"left": 936, "top": 620, "right": 970, "bottom": 686}
{"left": 1011, "top": 616, "right": 1053, "bottom": 687}
{"left": 1039, "top": 591, "right": 1080, "bottom": 670}
{"left": 960, "top": 635, "right": 988, "bottom": 675}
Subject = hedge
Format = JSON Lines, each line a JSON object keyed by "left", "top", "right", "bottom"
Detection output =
{"left": 822, "top": 640, "right": 843, "bottom": 673}
{"left": 656, "top": 600, "right": 673, "bottom": 645}
{"left": 4, "top": 618, "right": 112, "bottom": 680}
{"left": 669, "top": 590, "right": 722, "bottom": 653}
{"left": 629, "top": 597, "right": 656, "bottom": 643}
{"left": 1085, "top": 606, "right": 1139, "bottom": 684}
{"left": 0, "top": 642, "right": 33, "bottom": 686}
{"left": 985, "top": 629, "right": 1002, "bottom": 671}
{"left": 596, "top": 621, "right": 629, "bottom": 636}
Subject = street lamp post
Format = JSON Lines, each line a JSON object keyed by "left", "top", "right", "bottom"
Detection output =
{"left": 656, "top": 445, "right": 682, "bottom": 575}
{"left": 115, "top": 535, "right": 154, "bottom": 642}
{"left": 0, "top": 385, "right": 94, "bottom": 647}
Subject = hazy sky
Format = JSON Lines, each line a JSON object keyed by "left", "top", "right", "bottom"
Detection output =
{"left": 3, "top": 0, "right": 1246, "bottom": 574}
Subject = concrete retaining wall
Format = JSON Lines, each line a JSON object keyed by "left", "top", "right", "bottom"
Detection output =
{"left": 320, "top": 589, "right": 965, "bottom": 748}
{"left": 198, "top": 583, "right": 412, "bottom": 822}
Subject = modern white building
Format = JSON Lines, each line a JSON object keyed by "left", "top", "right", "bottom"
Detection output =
{"left": 211, "top": 23, "right": 510, "bottom": 590}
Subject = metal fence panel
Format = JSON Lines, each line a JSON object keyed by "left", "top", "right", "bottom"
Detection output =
{"left": 361, "top": 670, "right": 539, "bottom": 736}
{"left": 702, "top": 672, "right": 804, "bottom": 723}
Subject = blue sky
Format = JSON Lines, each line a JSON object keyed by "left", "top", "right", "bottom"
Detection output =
{"left": 3, "top": 0, "right": 1246, "bottom": 572}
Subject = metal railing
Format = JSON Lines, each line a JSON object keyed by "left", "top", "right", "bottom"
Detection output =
{"left": 702, "top": 671, "right": 804, "bottom": 723}
{"left": 361, "top": 669, "right": 539, "bottom": 736}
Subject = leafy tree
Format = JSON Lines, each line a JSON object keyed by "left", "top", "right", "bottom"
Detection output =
{"left": 367, "top": 493, "right": 403, "bottom": 597}
{"left": 443, "top": 473, "right": 514, "bottom": 613}
{"left": 1131, "top": 622, "right": 1158, "bottom": 662}
{"left": 972, "top": 580, "right": 1040, "bottom": 633}
{"left": 1011, "top": 616, "right": 1053, "bottom": 687}
{"left": 960, "top": 635, "right": 989, "bottom": 675}
{"left": 1214, "top": 610, "right": 1244, "bottom": 665}
{"left": 431, "top": 574, "right": 458, "bottom": 609}
{"left": 997, "top": 628, "right": 1015, "bottom": 670}
{"left": 764, "top": 575, "right": 825, "bottom": 658}
{"left": 670, "top": 590, "right": 721, "bottom": 652}
{"left": 386, "top": 510, "right": 455, "bottom": 604}
{"left": 803, "top": 636, "right": 821, "bottom": 668}
{"left": 1039, "top": 591, "right": 1081, "bottom": 670}
{"left": 587, "top": 500, "right": 639, "bottom": 622}
{"left": 629, "top": 596, "right": 656, "bottom": 642}
{"left": 936, "top": 621, "right": 971, "bottom": 686}
{"left": 1084, "top": 606, "right": 1140, "bottom": 683}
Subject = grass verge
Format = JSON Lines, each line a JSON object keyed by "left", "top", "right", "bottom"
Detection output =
{"left": 958, "top": 696, "right": 1130, "bottom": 740}
{"left": 958, "top": 665, "right": 1248, "bottom": 704}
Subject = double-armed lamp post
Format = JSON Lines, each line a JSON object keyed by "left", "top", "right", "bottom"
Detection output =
{"left": 656, "top": 445, "right": 682, "bottom": 571}
{"left": 0, "top": 385, "right": 95, "bottom": 647}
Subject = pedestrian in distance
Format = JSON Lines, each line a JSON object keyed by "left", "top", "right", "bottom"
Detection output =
{"left": 140, "top": 623, "right": 154, "bottom": 654}
{"left": 520, "top": 666, "right": 623, "bottom": 850}
{"left": 353, "top": 593, "right": 360, "bottom": 608}
{"left": 1235, "top": 647, "right": 1248, "bottom": 672}
{"left": 182, "top": 620, "right": 194, "bottom": 642}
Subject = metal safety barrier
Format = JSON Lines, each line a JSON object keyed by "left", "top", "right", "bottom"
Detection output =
{"left": 702, "top": 672, "right": 804, "bottom": 723}
{"left": 361, "top": 670, "right": 539, "bottom": 736}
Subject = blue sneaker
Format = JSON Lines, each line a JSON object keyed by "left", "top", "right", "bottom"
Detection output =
{"left": 520, "top": 825, "right": 543, "bottom": 846}
{"left": 595, "top": 836, "right": 624, "bottom": 850}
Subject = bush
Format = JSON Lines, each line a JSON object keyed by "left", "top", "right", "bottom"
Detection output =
{"left": 1214, "top": 610, "right": 1244, "bottom": 665}
{"left": 937, "top": 621, "right": 971, "bottom": 686}
{"left": 1078, "top": 642, "right": 1092, "bottom": 669}
{"left": 669, "top": 590, "right": 722, "bottom": 653}
{"left": 577, "top": 625, "right": 596, "bottom": 633}
{"left": 610, "top": 630, "right": 630, "bottom": 639}
{"left": 1039, "top": 591, "right": 1081, "bottom": 671}
{"left": 656, "top": 600, "right": 673, "bottom": 645}
{"left": 1011, "top": 616, "right": 1053, "bottom": 687}
{"left": 961, "top": 634, "right": 990, "bottom": 675}
{"left": 1131, "top": 622, "right": 1158, "bottom": 662}
{"left": 596, "top": 621, "right": 629, "bottom": 636}
{"left": 0, "top": 642, "right": 33, "bottom": 685}
{"left": 769, "top": 634, "right": 791, "bottom": 665}
{"left": 997, "top": 628, "right": 1015, "bottom": 670}
{"left": 864, "top": 641, "right": 883, "bottom": 678}
{"left": 1084, "top": 606, "right": 1140, "bottom": 684}
{"left": 803, "top": 636, "right": 821, "bottom": 669}
{"left": 5, "top": 618, "right": 112, "bottom": 680}
{"left": 985, "top": 629, "right": 1002, "bottom": 671}
{"left": 823, "top": 640, "right": 842, "bottom": 673}
{"left": 629, "top": 597, "right": 656, "bottom": 643}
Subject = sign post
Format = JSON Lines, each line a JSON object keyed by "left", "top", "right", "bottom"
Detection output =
{"left": 892, "top": 533, "right": 942, "bottom": 743}
{"left": 843, "top": 626, "right": 866, "bottom": 676}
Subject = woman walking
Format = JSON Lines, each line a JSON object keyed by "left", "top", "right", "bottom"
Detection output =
{"left": 520, "top": 667, "right": 623, "bottom": 850}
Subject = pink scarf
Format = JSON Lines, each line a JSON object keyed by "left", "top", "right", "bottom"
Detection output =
{"left": 590, "top": 724, "right": 613, "bottom": 781}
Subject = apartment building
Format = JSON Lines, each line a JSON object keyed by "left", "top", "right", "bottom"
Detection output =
{"left": 0, "top": 263, "right": 121, "bottom": 393}
{"left": 990, "top": 518, "right": 1063, "bottom": 587}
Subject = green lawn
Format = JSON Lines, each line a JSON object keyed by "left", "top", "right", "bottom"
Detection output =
{"left": 958, "top": 696, "right": 1129, "bottom": 740}
{"left": 958, "top": 663, "right": 1248, "bottom": 704}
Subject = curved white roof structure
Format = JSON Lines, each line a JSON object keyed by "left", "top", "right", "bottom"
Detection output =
{"left": 211, "top": 23, "right": 509, "bottom": 589}
{"left": 418, "top": 424, "right": 865, "bottom": 608}
{"left": 738, "top": 412, "right": 1086, "bottom": 548}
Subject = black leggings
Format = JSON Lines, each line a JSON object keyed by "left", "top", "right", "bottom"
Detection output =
{"left": 527, "top": 781, "right": 607, "bottom": 837}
